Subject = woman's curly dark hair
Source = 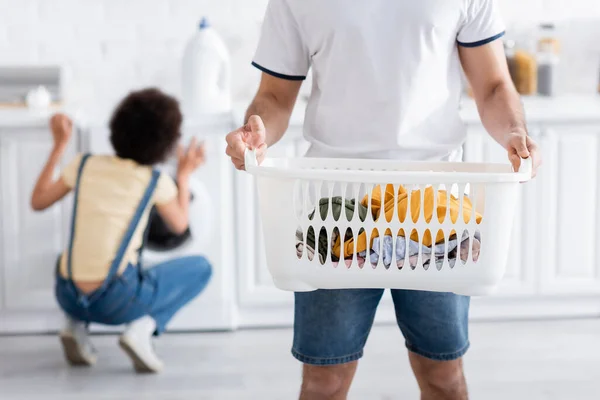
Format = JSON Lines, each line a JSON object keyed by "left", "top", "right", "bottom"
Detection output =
{"left": 109, "top": 88, "right": 182, "bottom": 165}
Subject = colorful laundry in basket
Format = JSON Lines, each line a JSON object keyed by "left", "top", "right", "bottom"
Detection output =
{"left": 358, "top": 231, "right": 481, "bottom": 270}
{"left": 334, "top": 184, "right": 482, "bottom": 257}
{"left": 295, "top": 185, "right": 483, "bottom": 269}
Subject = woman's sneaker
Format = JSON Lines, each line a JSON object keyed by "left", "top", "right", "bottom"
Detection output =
{"left": 118, "top": 316, "right": 164, "bottom": 373}
{"left": 59, "top": 318, "right": 97, "bottom": 366}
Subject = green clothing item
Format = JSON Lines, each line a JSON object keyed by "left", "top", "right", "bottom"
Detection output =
{"left": 298, "top": 197, "right": 368, "bottom": 262}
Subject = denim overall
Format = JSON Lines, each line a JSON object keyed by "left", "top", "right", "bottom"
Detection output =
{"left": 55, "top": 154, "right": 212, "bottom": 335}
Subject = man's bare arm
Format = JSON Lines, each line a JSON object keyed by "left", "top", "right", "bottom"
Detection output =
{"left": 244, "top": 73, "right": 303, "bottom": 147}
{"left": 459, "top": 40, "right": 541, "bottom": 176}
{"left": 226, "top": 72, "right": 303, "bottom": 170}
{"left": 459, "top": 40, "right": 525, "bottom": 143}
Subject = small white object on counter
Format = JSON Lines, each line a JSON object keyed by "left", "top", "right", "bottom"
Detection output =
{"left": 25, "top": 86, "right": 51, "bottom": 110}
{"left": 181, "top": 17, "right": 232, "bottom": 117}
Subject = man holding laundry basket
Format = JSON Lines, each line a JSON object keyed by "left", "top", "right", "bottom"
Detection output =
{"left": 226, "top": 0, "right": 541, "bottom": 398}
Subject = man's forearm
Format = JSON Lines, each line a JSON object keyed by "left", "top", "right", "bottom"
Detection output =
{"left": 244, "top": 92, "right": 292, "bottom": 147}
{"left": 478, "top": 82, "right": 527, "bottom": 148}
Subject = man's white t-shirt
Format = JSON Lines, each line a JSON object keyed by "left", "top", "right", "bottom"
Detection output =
{"left": 253, "top": 0, "right": 505, "bottom": 161}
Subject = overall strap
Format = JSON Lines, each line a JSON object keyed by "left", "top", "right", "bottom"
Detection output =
{"left": 66, "top": 154, "right": 92, "bottom": 281}
{"left": 102, "top": 169, "right": 161, "bottom": 286}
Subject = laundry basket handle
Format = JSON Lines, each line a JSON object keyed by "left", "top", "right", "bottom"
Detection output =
{"left": 517, "top": 157, "right": 533, "bottom": 180}
{"left": 244, "top": 148, "right": 258, "bottom": 172}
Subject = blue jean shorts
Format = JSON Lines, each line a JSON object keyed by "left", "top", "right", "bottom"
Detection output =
{"left": 292, "top": 289, "right": 470, "bottom": 365}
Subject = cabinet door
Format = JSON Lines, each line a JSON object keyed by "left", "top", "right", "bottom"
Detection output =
{"left": 158, "top": 132, "right": 238, "bottom": 331}
{"left": 538, "top": 126, "right": 600, "bottom": 294}
{"left": 236, "top": 131, "right": 309, "bottom": 314}
{"left": 0, "top": 130, "right": 73, "bottom": 311}
{"left": 464, "top": 126, "right": 537, "bottom": 295}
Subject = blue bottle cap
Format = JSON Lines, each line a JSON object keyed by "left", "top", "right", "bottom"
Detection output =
{"left": 199, "top": 17, "right": 210, "bottom": 29}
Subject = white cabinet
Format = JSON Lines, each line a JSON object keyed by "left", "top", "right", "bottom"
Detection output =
{"left": 536, "top": 125, "right": 600, "bottom": 295}
{"left": 462, "top": 121, "right": 600, "bottom": 321}
{"left": 0, "top": 114, "right": 239, "bottom": 334}
{"left": 466, "top": 122, "right": 600, "bottom": 297}
{"left": 0, "top": 128, "right": 75, "bottom": 332}
{"left": 464, "top": 127, "right": 537, "bottom": 296}
{"left": 162, "top": 130, "right": 238, "bottom": 331}
{"left": 465, "top": 120, "right": 600, "bottom": 320}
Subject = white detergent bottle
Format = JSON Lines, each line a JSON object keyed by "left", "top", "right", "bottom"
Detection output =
{"left": 182, "top": 18, "right": 232, "bottom": 116}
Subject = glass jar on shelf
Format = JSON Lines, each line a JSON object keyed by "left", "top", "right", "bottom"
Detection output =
{"left": 537, "top": 22, "right": 561, "bottom": 55}
{"left": 513, "top": 40, "right": 538, "bottom": 96}
{"left": 537, "top": 41, "right": 559, "bottom": 96}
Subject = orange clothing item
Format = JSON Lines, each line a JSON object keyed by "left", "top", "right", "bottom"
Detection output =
{"left": 333, "top": 185, "right": 483, "bottom": 259}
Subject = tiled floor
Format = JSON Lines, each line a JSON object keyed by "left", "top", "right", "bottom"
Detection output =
{"left": 1, "top": 319, "right": 599, "bottom": 399}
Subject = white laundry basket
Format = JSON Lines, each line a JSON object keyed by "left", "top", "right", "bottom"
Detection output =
{"left": 245, "top": 150, "right": 532, "bottom": 296}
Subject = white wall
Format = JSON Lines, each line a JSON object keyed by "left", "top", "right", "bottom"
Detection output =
{"left": 0, "top": 0, "right": 270, "bottom": 113}
{"left": 498, "top": 0, "right": 600, "bottom": 22}
{"left": 0, "top": 0, "right": 599, "bottom": 113}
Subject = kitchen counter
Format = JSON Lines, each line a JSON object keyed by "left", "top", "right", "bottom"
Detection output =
{"left": 0, "top": 107, "right": 87, "bottom": 129}
{"left": 0, "top": 107, "right": 235, "bottom": 133}
{"left": 0, "top": 108, "right": 60, "bottom": 129}
{"left": 460, "top": 94, "right": 600, "bottom": 124}
{"left": 234, "top": 94, "right": 600, "bottom": 133}
{"left": 7, "top": 93, "right": 599, "bottom": 133}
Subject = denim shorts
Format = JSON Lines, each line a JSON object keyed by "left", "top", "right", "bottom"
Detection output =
{"left": 292, "top": 289, "right": 470, "bottom": 365}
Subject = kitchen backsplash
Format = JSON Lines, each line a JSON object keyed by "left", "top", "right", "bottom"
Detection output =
{"left": 1, "top": 0, "right": 599, "bottom": 113}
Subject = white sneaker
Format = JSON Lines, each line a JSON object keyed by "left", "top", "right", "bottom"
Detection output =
{"left": 59, "top": 318, "right": 97, "bottom": 367}
{"left": 118, "top": 316, "right": 164, "bottom": 373}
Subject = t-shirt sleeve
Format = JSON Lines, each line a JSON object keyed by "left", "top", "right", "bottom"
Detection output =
{"left": 61, "top": 153, "right": 83, "bottom": 188}
{"left": 154, "top": 173, "right": 178, "bottom": 205}
{"left": 457, "top": 0, "right": 505, "bottom": 47}
{"left": 252, "top": 0, "right": 310, "bottom": 80}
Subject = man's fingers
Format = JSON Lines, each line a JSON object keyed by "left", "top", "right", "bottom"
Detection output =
{"left": 230, "top": 140, "right": 247, "bottom": 159}
{"left": 508, "top": 151, "right": 521, "bottom": 172}
{"left": 513, "top": 135, "right": 530, "bottom": 158}
{"left": 226, "top": 132, "right": 247, "bottom": 158}
{"left": 225, "top": 145, "right": 244, "bottom": 161}
{"left": 233, "top": 159, "right": 245, "bottom": 171}
{"left": 225, "top": 130, "right": 244, "bottom": 147}
{"left": 247, "top": 115, "right": 267, "bottom": 149}
{"left": 226, "top": 126, "right": 262, "bottom": 170}
{"left": 248, "top": 115, "right": 265, "bottom": 135}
